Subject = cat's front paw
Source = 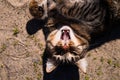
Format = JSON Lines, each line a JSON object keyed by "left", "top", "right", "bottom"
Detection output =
{"left": 29, "top": 0, "right": 44, "bottom": 19}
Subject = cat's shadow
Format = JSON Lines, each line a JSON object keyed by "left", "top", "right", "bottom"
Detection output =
{"left": 88, "top": 19, "right": 120, "bottom": 50}
{"left": 26, "top": 18, "right": 120, "bottom": 80}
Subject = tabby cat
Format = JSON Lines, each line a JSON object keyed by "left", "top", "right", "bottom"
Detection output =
{"left": 49, "top": 0, "right": 109, "bottom": 34}
{"left": 29, "top": 0, "right": 109, "bottom": 73}
{"left": 29, "top": 0, "right": 108, "bottom": 35}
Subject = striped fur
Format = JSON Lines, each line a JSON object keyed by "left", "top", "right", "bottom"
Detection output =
{"left": 29, "top": 0, "right": 109, "bottom": 73}
{"left": 48, "top": 0, "right": 107, "bottom": 34}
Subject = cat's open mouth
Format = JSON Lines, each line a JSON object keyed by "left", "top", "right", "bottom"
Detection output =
{"left": 60, "top": 29, "right": 71, "bottom": 49}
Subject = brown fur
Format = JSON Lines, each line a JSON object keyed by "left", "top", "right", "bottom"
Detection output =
{"left": 29, "top": 0, "right": 110, "bottom": 74}
{"left": 29, "top": 0, "right": 44, "bottom": 18}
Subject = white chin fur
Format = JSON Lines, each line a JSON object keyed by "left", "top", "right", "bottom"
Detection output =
{"left": 76, "top": 58, "right": 88, "bottom": 73}
{"left": 46, "top": 58, "right": 88, "bottom": 73}
{"left": 46, "top": 59, "right": 57, "bottom": 73}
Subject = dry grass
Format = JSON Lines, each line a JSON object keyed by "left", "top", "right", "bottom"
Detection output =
{"left": 0, "top": 0, "right": 120, "bottom": 80}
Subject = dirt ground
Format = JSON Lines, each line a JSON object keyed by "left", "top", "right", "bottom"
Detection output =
{"left": 0, "top": 0, "right": 120, "bottom": 80}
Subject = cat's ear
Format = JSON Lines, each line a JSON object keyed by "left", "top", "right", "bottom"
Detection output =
{"left": 46, "top": 59, "right": 58, "bottom": 73}
{"left": 75, "top": 58, "right": 88, "bottom": 73}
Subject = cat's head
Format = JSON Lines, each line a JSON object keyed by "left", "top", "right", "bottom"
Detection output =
{"left": 46, "top": 22, "right": 89, "bottom": 62}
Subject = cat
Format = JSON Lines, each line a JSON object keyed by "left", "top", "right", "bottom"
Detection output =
{"left": 29, "top": 0, "right": 109, "bottom": 73}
